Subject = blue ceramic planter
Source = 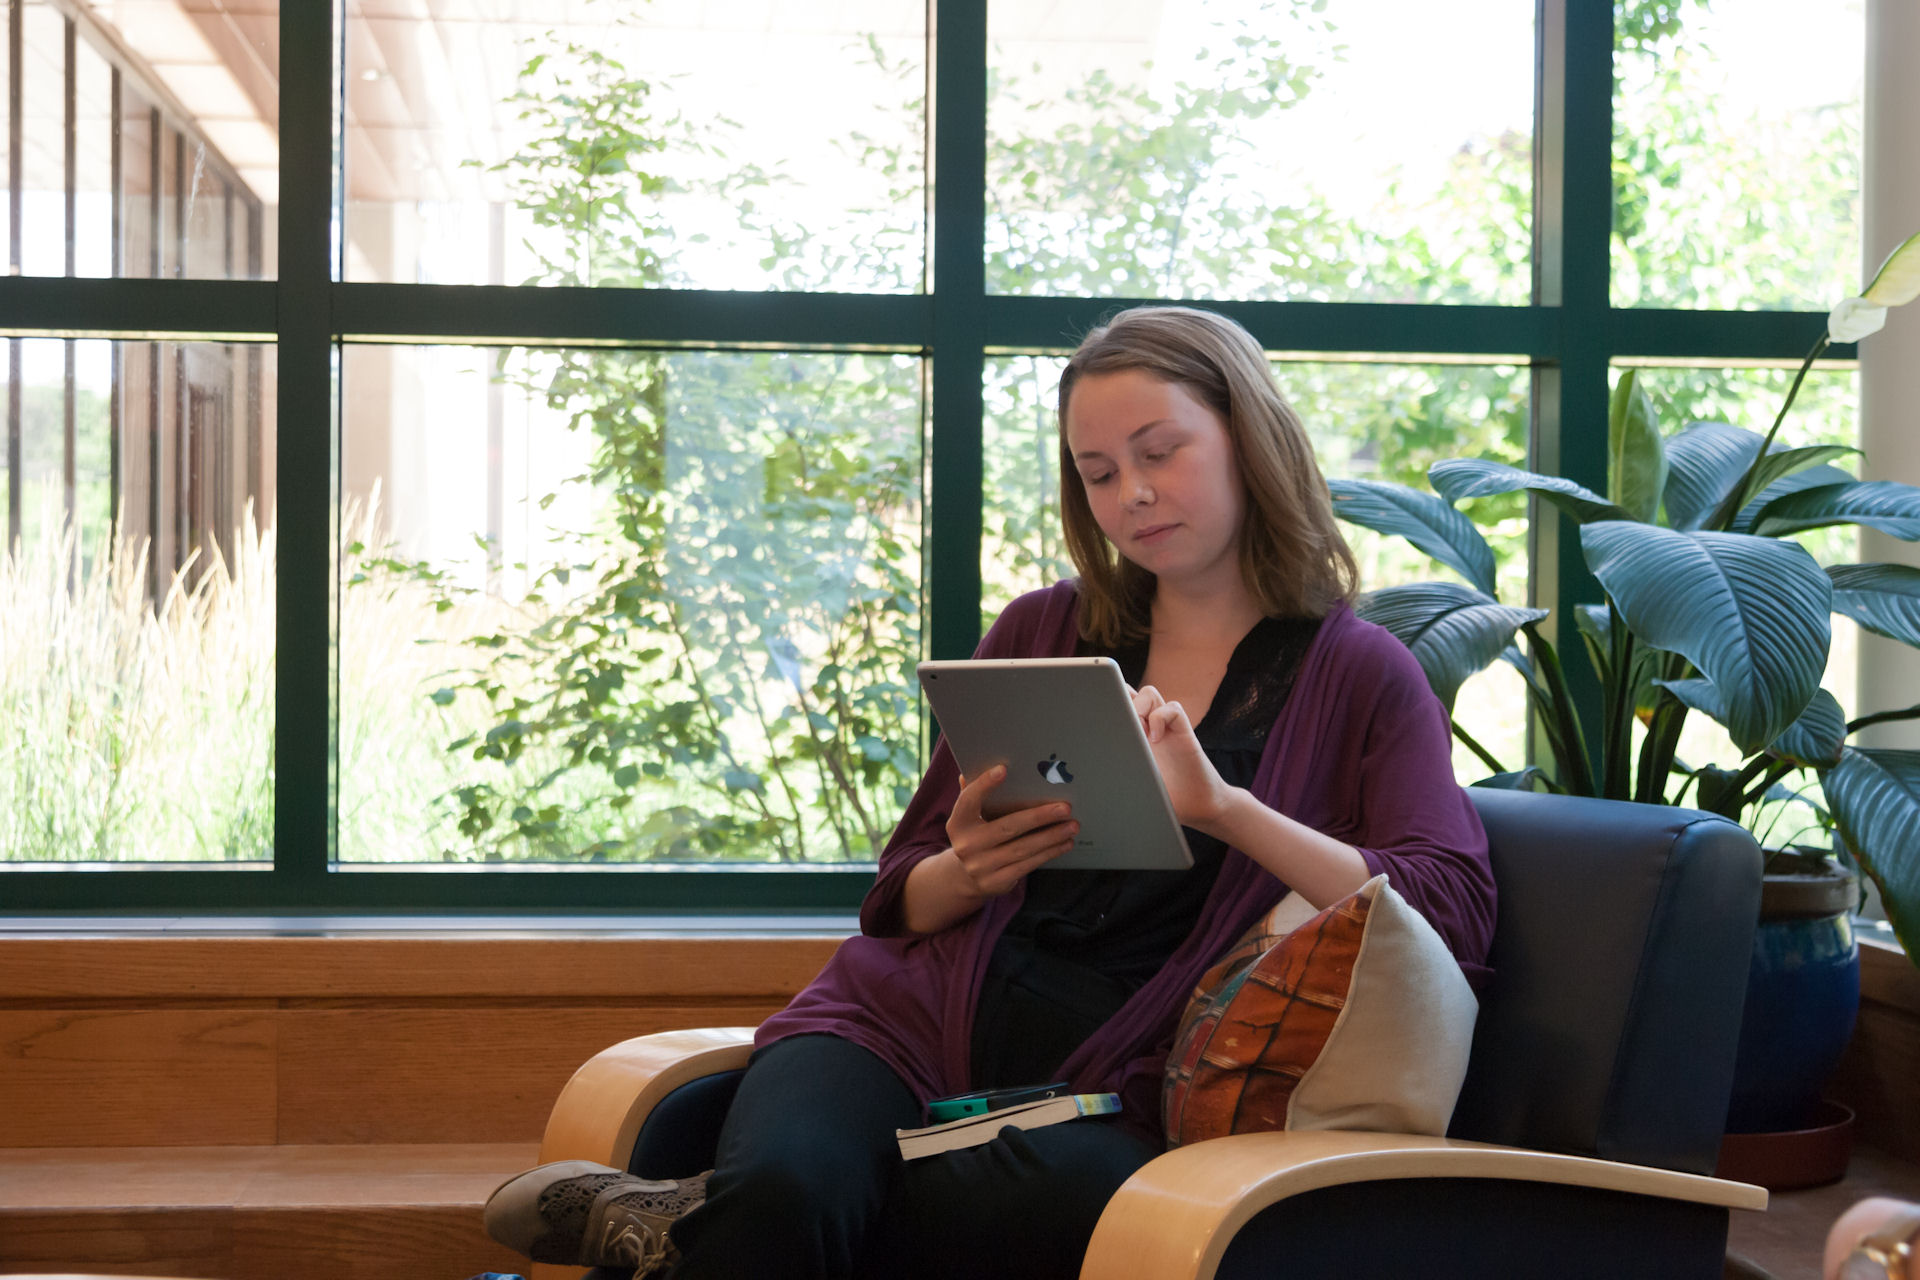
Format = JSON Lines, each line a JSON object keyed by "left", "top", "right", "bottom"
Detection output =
{"left": 1724, "top": 906, "right": 1860, "bottom": 1134}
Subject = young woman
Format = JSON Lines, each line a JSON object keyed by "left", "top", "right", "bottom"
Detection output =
{"left": 485, "top": 305, "right": 1497, "bottom": 1280}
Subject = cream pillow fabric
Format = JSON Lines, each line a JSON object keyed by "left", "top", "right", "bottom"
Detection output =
{"left": 1163, "top": 874, "right": 1479, "bottom": 1147}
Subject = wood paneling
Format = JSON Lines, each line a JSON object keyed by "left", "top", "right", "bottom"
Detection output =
{"left": 0, "top": 1212, "right": 229, "bottom": 1278}
{"left": 0, "top": 935, "right": 846, "bottom": 999}
{"left": 0, "top": 1143, "right": 536, "bottom": 1210}
{"left": 0, "top": 935, "right": 836, "bottom": 1148}
{"left": 229, "top": 1205, "right": 514, "bottom": 1280}
{"left": 0, "top": 1147, "right": 272, "bottom": 1210}
{"left": 274, "top": 1003, "right": 783, "bottom": 1144}
{"left": 1831, "top": 940, "right": 1920, "bottom": 1165}
{"left": 0, "top": 1143, "right": 537, "bottom": 1280}
{"left": 1832, "top": 1003, "right": 1920, "bottom": 1164}
{"left": 1860, "top": 937, "right": 1920, "bottom": 1011}
{"left": 0, "top": 1009, "right": 278, "bottom": 1148}
{"left": 0, "top": 1205, "right": 510, "bottom": 1280}
{"left": 0, "top": 934, "right": 835, "bottom": 1277}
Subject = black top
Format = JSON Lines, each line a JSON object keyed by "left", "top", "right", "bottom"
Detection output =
{"left": 968, "top": 613, "right": 1322, "bottom": 1090}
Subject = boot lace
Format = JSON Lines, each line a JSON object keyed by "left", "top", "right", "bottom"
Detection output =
{"left": 600, "top": 1216, "right": 671, "bottom": 1276}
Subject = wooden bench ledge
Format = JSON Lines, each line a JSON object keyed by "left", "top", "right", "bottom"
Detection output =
{"left": 0, "top": 1142, "right": 539, "bottom": 1212}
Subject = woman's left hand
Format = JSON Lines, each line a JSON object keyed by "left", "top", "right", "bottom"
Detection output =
{"left": 1130, "top": 684, "right": 1234, "bottom": 833}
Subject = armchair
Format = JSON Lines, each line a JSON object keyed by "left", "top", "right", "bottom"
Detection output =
{"left": 532, "top": 789, "right": 1769, "bottom": 1280}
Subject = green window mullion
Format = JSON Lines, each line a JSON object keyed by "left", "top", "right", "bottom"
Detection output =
{"left": 0, "top": 868, "right": 874, "bottom": 914}
{"left": 271, "top": 0, "right": 333, "bottom": 887}
{"left": 927, "top": 0, "right": 989, "bottom": 663}
{"left": 331, "top": 283, "right": 934, "bottom": 350}
{"left": 984, "top": 297, "right": 1557, "bottom": 360}
{"left": 1528, "top": 0, "right": 1615, "bottom": 766}
{"left": 0, "top": 276, "right": 275, "bottom": 337}
{"left": 1607, "top": 307, "right": 1847, "bottom": 362}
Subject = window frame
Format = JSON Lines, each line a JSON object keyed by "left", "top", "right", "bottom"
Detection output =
{"left": 0, "top": 0, "right": 1849, "bottom": 912}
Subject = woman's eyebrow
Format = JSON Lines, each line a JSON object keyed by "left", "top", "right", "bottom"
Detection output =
{"left": 1071, "top": 419, "right": 1180, "bottom": 462}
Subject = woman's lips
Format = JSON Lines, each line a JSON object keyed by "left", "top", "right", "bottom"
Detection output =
{"left": 1134, "top": 523, "right": 1177, "bottom": 544}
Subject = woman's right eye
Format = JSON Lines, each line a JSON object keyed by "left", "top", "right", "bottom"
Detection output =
{"left": 1083, "top": 472, "right": 1114, "bottom": 486}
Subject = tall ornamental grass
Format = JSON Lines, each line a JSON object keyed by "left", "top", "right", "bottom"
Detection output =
{"left": 0, "top": 511, "right": 273, "bottom": 861}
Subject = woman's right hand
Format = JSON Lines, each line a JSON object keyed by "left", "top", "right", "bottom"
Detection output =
{"left": 945, "top": 764, "right": 1079, "bottom": 898}
{"left": 900, "top": 765, "right": 1077, "bottom": 934}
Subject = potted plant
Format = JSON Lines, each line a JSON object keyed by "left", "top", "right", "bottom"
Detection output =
{"left": 1327, "top": 231, "right": 1920, "bottom": 1177}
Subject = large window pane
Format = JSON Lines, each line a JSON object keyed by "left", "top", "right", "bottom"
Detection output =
{"left": 982, "top": 355, "right": 1531, "bottom": 782}
{"left": 1613, "top": 0, "right": 1863, "bottom": 309}
{"left": 6, "top": 2, "right": 277, "bottom": 281}
{"left": 343, "top": 2, "right": 926, "bottom": 292}
{"left": 338, "top": 345, "right": 924, "bottom": 865}
{"left": 75, "top": 27, "right": 113, "bottom": 278}
{"left": 985, "top": 0, "right": 1534, "bottom": 304}
{"left": 19, "top": 2, "right": 66, "bottom": 278}
{"left": 1, "top": 339, "right": 276, "bottom": 863}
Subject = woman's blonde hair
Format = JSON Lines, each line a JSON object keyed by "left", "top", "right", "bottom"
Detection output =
{"left": 1056, "top": 305, "right": 1358, "bottom": 647}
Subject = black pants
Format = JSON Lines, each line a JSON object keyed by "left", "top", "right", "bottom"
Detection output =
{"left": 664, "top": 1033, "right": 1160, "bottom": 1280}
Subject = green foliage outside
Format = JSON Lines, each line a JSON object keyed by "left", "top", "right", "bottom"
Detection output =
{"left": 1, "top": 0, "right": 1870, "bottom": 865}
{"left": 344, "top": 35, "right": 925, "bottom": 863}
{"left": 361, "top": 1, "right": 1548, "bottom": 864}
{"left": 0, "top": 514, "right": 274, "bottom": 861}
{"left": 1613, "top": 0, "right": 1860, "bottom": 309}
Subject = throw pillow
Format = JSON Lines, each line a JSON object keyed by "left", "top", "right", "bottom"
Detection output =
{"left": 1161, "top": 873, "right": 1477, "bottom": 1148}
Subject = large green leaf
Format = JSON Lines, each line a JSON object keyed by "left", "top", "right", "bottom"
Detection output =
{"left": 1574, "top": 603, "right": 1610, "bottom": 646}
{"left": 1653, "top": 676, "right": 1724, "bottom": 721}
{"left": 1828, "top": 563, "right": 1920, "bottom": 648}
{"left": 1715, "top": 445, "right": 1861, "bottom": 532}
{"left": 1823, "top": 747, "right": 1920, "bottom": 958}
{"left": 1770, "top": 688, "right": 1847, "bottom": 768}
{"left": 1574, "top": 602, "right": 1614, "bottom": 686}
{"left": 1730, "top": 463, "right": 1859, "bottom": 534}
{"left": 1664, "top": 421, "right": 1763, "bottom": 532}
{"left": 1663, "top": 421, "right": 1858, "bottom": 533}
{"left": 1751, "top": 481, "right": 1920, "bottom": 540}
{"left": 1743, "top": 446, "right": 1859, "bottom": 509}
{"left": 1691, "top": 763, "right": 1746, "bottom": 820}
{"left": 1609, "top": 371, "right": 1668, "bottom": 524}
{"left": 1657, "top": 681, "right": 1843, "bottom": 768}
{"left": 1681, "top": 762, "right": 1804, "bottom": 817}
{"left": 1354, "top": 583, "right": 1548, "bottom": 712}
{"left": 1429, "top": 458, "right": 1634, "bottom": 524}
{"left": 1328, "top": 478, "right": 1497, "bottom": 596}
{"left": 1580, "top": 522, "right": 1832, "bottom": 753}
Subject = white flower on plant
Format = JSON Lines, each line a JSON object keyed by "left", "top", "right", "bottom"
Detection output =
{"left": 1828, "top": 228, "right": 1920, "bottom": 343}
{"left": 1829, "top": 296, "right": 1886, "bottom": 343}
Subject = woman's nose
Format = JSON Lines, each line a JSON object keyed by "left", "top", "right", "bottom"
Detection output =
{"left": 1121, "top": 470, "right": 1154, "bottom": 508}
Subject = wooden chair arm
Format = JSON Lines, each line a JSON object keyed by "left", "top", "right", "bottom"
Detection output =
{"left": 1078, "top": 1130, "right": 1769, "bottom": 1280}
{"left": 537, "top": 1026, "right": 757, "bottom": 1168}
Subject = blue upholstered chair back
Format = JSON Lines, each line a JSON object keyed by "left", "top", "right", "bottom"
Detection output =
{"left": 1448, "top": 789, "right": 1762, "bottom": 1174}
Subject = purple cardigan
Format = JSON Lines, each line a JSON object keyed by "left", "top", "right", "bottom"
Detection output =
{"left": 757, "top": 581, "right": 1496, "bottom": 1140}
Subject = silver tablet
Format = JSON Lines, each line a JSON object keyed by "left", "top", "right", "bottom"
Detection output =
{"left": 916, "top": 657, "right": 1194, "bottom": 871}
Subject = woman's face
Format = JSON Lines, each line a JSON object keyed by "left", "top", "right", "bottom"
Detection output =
{"left": 1064, "top": 369, "right": 1247, "bottom": 591}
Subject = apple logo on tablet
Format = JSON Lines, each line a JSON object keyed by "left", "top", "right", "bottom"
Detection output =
{"left": 1038, "top": 754, "right": 1074, "bottom": 784}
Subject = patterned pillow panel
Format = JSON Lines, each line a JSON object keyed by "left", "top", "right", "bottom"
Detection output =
{"left": 1162, "top": 890, "right": 1371, "bottom": 1148}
